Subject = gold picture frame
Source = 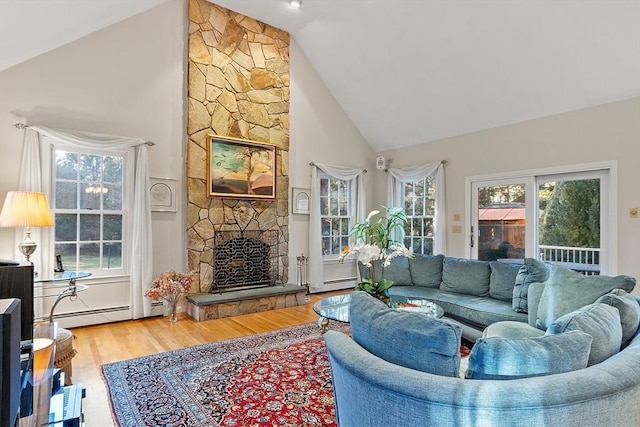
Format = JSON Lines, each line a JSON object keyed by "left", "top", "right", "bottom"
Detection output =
{"left": 207, "top": 135, "right": 276, "bottom": 199}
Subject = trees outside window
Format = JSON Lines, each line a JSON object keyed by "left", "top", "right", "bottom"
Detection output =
{"left": 53, "top": 149, "right": 126, "bottom": 272}
{"left": 319, "top": 175, "right": 351, "bottom": 256}
{"left": 402, "top": 176, "right": 435, "bottom": 255}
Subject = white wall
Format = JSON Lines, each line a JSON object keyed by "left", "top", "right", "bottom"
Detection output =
{"left": 288, "top": 41, "right": 375, "bottom": 290}
{"left": 377, "top": 97, "right": 640, "bottom": 282}
{"left": 1, "top": 0, "right": 637, "bottom": 311}
{"left": 0, "top": 0, "right": 188, "bottom": 323}
{"left": 0, "top": 1, "right": 376, "bottom": 312}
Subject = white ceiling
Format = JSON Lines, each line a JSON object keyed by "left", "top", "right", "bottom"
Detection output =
{"left": 1, "top": 0, "right": 639, "bottom": 152}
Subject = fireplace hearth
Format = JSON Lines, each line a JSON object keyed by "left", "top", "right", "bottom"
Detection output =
{"left": 212, "top": 230, "right": 280, "bottom": 292}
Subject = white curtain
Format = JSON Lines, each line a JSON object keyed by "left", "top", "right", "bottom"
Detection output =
{"left": 309, "top": 163, "right": 366, "bottom": 288}
{"left": 386, "top": 161, "right": 447, "bottom": 255}
{"left": 19, "top": 126, "right": 153, "bottom": 318}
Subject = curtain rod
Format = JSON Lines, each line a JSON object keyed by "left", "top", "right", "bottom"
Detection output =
{"left": 309, "top": 162, "right": 368, "bottom": 173}
{"left": 383, "top": 159, "right": 447, "bottom": 172}
{"left": 12, "top": 123, "right": 156, "bottom": 146}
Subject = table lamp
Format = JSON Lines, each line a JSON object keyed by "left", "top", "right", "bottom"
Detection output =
{"left": 0, "top": 191, "right": 54, "bottom": 263}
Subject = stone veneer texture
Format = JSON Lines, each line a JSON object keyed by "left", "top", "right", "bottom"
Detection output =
{"left": 187, "top": 0, "right": 290, "bottom": 293}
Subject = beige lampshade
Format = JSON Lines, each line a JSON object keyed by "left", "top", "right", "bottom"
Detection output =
{"left": 0, "top": 191, "right": 54, "bottom": 228}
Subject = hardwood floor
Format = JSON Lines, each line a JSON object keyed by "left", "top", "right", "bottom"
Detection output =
{"left": 69, "top": 290, "right": 348, "bottom": 426}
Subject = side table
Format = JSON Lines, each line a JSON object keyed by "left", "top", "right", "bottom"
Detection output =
{"left": 34, "top": 272, "right": 91, "bottom": 385}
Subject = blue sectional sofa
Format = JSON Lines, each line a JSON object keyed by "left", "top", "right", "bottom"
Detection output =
{"left": 361, "top": 254, "right": 633, "bottom": 341}
{"left": 326, "top": 257, "right": 640, "bottom": 426}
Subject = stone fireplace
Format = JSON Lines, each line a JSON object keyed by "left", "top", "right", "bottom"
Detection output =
{"left": 185, "top": 0, "right": 305, "bottom": 321}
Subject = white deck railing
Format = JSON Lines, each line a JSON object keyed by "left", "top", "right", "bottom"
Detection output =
{"left": 539, "top": 245, "right": 600, "bottom": 275}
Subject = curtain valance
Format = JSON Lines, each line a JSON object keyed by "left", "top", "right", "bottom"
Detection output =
{"left": 309, "top": 162, "right": 367, "bottom": 289}
{"left": 386, "top": 161, "right": 447, "bottom": 255}
{"left": 18, "top": 126, "right": 153, "bottom": 318}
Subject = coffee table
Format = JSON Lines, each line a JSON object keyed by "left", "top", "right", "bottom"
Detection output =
{"left": 313, "top": 293, "right": 444, "bottom": 333}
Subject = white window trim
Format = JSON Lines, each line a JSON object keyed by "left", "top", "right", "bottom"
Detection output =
{"left": 319, "top": 173, "right": 355, "bottom": 261}
{"left": 48, "top": 142, "right": 133, "bottom": 278}
{"left": 465, "top": 160, "right": 618, "bottom": 274}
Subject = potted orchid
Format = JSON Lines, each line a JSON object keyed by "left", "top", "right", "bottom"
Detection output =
{"left": 144, "top": 270, "right": 195, "bottom": 322}
{"left": 339, "top": 207, "right": 414, "bottom": 302}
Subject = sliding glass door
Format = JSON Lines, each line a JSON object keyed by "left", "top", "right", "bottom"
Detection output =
{"left": 468, "top": 165, "right": 613, "bottom": 274}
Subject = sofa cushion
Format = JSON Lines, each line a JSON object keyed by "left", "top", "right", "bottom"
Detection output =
{"left": 467, "top": 330, "right": 592, "bottom": 380}
{"left": 349, "top": 291, "right": 462, "bottom": 377}
{"left": 489, "top": 261, "right": 521, "bottom": 302}
{"left": 512, "top": 258, "right": 549, "bottom": 313}
{"left": 483, "top": 321, "right": 545, "bottom": 340}
{"left": 440, "top": 257, "right": 490, "bottom": 297}
{"left": 596, "top": 289, "right": 640, "bottom": 347}
{"left": 546, "top": 303, "right": 622, "bottom": 366}
{"left": 388, "top": 285, "right": 528, "bottom": 327}
{"left": 409, "top": 254, "right": 444, "bottom": 288}
{"left": 358, "top": 256, "right": 413, "bottom": 287}
{"left": 536, "top": 265, "right": 636, "bottom": 330}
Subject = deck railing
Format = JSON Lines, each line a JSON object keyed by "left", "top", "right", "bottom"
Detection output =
{"left": 539, "top": 245, "right": 600, "bottom": 275}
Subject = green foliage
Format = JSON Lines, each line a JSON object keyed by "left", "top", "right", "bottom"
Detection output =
{"left": 350, "top": 206, "right": 408, "bottom": 249}
{"left": 478, "top": 184, "right": 525, "bottom": 207}
{"left": 539, "top": 180, "right": 600, "bottom": 247}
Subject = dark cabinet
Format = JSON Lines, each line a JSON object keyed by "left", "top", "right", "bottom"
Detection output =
{"left": 0, "top": 263, "right": 34, "bottom": 341}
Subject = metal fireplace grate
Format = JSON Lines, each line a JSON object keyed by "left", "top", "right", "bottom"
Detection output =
{"left": 212, "top": 230, "right": 280, "bottom": 292}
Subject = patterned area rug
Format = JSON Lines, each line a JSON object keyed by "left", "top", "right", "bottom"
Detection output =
{"left": 102, "top": 322, "right": 473, "bottom": 427}
{"left": 102, "top": 322, "right": 349, "bottom": 427}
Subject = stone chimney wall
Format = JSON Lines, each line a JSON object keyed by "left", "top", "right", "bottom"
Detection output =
{"left": 187, "top": 0, "right": 290, "bottom": 292}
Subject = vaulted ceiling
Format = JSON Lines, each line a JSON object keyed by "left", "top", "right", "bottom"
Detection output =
{"left": 1, "top": 0, "right": 639, "bottom": 152}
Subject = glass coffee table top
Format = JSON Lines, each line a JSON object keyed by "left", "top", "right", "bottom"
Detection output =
{"left": 313, "top": 293, "right": 444, "bottom": 332}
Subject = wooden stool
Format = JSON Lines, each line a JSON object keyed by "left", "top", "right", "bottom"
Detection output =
{"left": 54, "top": 328, "right": 77, "bottom": 385}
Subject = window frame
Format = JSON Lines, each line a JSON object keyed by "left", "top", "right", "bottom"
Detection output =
{"left": 49, "top": 143, "right": 133, "bottom": 277}
{"left": 465, "top": 161, "right": 617, "bottom": 274}
{"left": 401, "top": 176, "right": 437, "bottom": 255}
{"left": 319, "top": 173, "right": 354, "bottom": 259}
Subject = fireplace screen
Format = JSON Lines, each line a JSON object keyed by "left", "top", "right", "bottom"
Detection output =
{"left": 212, "top": 230, "right": 279, "bottom": 292}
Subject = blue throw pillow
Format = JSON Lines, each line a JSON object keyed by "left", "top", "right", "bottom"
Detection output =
{"left": 440, "top": 257, "right": 491, "bottom": 297}
{"left": 349, "top": 291, "right": 462, "bottom": 377}
{"left": 358, "top": 256, "right": 412, "bottom": 286}
{"left": 467, "top": 330, "right": 592, "bottom": 380}
{"left": 512, "top": 258, "right": 549, "bottom": 313}
{"left": 489, "top": 261, "right": 521, "bottom": 302}
{"left": 536, "top": 265, "right": 636, "bottom": 330}
{"left": 596, "top": 289, "right": 640, "bottom": 347}
{"left": 546, "top": 303, "right": 622, "bottom": 366}
{"left": 409, "top": 254, "right": 444, "bottom": 288}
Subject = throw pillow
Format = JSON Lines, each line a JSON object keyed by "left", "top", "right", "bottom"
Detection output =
{"left": 358, "top": 256, "right": 413, "bottom": 287}
{"left": 440, "top": 257, "right": 491, "bottom": 297}
{"left": 536, "top": 265, "right": 636, "bottom": 330}
{"left": 349, "top": 291, "right": 462, "bottom": 377}
{"left": 409, "top": 254, "right": 444, "bottom": 288}
{"left": 489, "top": 261, "right": 521, "bottom": 302}
{"left": 466, "top": 330, "right": 592, "bottom": 380}
{"left": 596, "top": 289, "right": 640, "bottom": 347}
{"left": 512, "top": 258, "right": 549, "bottom": 313}
{"left": 546, "top": 303, "right": 622, "bottom": 366}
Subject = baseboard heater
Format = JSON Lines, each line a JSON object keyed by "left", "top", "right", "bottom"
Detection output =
{"left": 324, "top": 277, "right": 357, "bottom": 285}
{"left": 51, "top": 305, "right": 131, "bottom": 319}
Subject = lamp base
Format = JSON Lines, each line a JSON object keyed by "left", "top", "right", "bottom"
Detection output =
{"left": 19, "top": 229, "right": 37, "bottom": 263}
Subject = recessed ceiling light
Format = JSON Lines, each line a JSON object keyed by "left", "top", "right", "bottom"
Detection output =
{"left": 289, "top": 0, "right": 302, "bottom": 8}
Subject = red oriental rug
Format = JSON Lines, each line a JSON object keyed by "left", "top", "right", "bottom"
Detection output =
{"left": 102, "top": 322, "right": 472, "bottom": 427}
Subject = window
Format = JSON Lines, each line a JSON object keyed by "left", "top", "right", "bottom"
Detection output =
{"left": 403, "top": 176, "right": 436, "bottom": 254}
{"left": 320, "top": 175, "right": 352, "bottom": 256}
{"left": 468, "top": 163, "right": 614, "bottom": 275}
{"left": 53, "top": 148, "right": 126, "bottom": 273}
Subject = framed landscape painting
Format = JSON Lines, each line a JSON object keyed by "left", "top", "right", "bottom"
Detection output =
{"left": 207, "top": 135, "right": 276, "bottom": 199}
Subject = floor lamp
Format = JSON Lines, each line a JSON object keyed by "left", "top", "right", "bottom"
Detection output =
{"left": 0, "top": 191, "right": 54, "bottom": 263}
